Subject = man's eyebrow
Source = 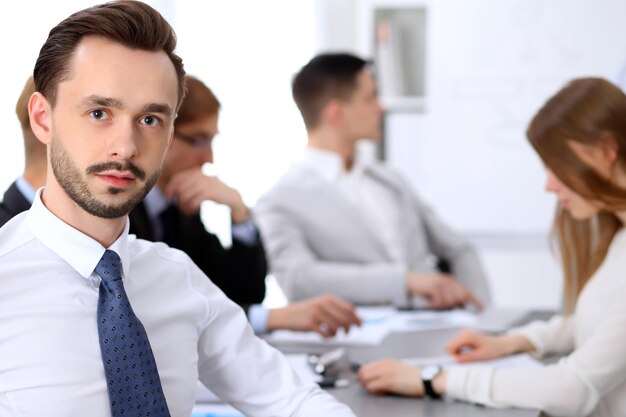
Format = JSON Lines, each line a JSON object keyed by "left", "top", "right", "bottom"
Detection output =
{"left": 143, "top": 103, "right": 174, "bottom": 117}
{"left": 80, "top": 95, "right": 125, "bottom": 109}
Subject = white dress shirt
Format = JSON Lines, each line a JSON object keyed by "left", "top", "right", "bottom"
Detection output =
{"left": 0, "top": 190, "right": 355, "bottom": 417}
{"left": 447, "top": 228, "right": 626, "bottom": 416}
{"left": 300, "top": 148, "right": 404, "bottom": 261}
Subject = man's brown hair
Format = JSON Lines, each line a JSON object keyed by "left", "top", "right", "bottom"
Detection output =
{"left": 33, "top": 0, "right": 186, "bottom": 108}
{"left": 292, "top": 53, "right": 369, "bottom": 130}
{"left": 176, "top": 76, "right": 221, "bottom": 128}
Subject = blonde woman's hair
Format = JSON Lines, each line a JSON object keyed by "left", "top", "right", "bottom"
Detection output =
{"left": 527, "top": 78, "right": 626, "bottom": 312}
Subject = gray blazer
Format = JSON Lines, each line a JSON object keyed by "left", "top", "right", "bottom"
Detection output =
{"left": 254, "top": 162, "right": 490, "bottom": 306}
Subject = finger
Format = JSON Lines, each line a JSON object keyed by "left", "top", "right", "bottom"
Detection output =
{"left": 358, "top": 360, "right": 389, "bottom": 382}
{"left": 315, "top": 321, "right": 336, "bottom": 338}
{"left": 321, "top": 300, "right": 361, "bottom": 331}
{"left": 326, "top": 296, "right": 361, "bottom": 322}
{"left": 174, "top": 174, "right": 205, "bottom": 200}
{"left": 358, "top": 364, "right": 379, "bottom": 385}
{"left": 454, "top": 348, "right": 489, "bottom": 363}
{"left": 441, "top": 279, "right": 466, "bottom": 307}
{"left": 447, "top": 339, "right": 472, "bottom": 356}
{"left": 426, "top": 287, "right": 443, "bottom": 309}
{"left": 427, "top": 283, "right": 445, "bottom": 309}
{"left": 176, "top": 192, "right": 204, "bottom": 216}
{"left": 174, "top": 180, "right": 206, "bottom": 213}
{"left": 322, "top": 309, "right": 355, "bottom": 334}
{"left": 165, "top": 169, "right": 198, "bottom": 198}
{"left": 452, "top": 281, "right": 469, "bottom": 303}
{"left": 168, "top": 169, "right": 210, "bottom": 199}
{"left": 446, "top": 329, "right": 477, "bottom": 354}
{"left": 439, "top": 285, "right": 458, "bottom": 308}
{"left": 311, "top": 311, "right": 341, "bottom": 337}
{"left": 362, "top": 377, "right": 389, "bottom": 395}
{"left": 464, "top": 289, "right": 484, "bottom": 311}
{"left": 164, "top": 174, "right": 184, "bottom": 199}
{"left": 358, "top": 371, "right": 380, "bottom": 393}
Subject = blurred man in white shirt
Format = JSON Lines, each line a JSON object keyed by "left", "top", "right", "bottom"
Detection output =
{"left": 256, "top": 53, "right": 490, "bottom": 309}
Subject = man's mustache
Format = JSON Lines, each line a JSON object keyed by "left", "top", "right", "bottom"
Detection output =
{"left": 86, "top": 161, "right": 146, "bottom": 181}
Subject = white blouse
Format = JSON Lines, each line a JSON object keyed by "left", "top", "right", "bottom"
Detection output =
{"left": 446, "top": 228, "right": 626, "bottom": 417}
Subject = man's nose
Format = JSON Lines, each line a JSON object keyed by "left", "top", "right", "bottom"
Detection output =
{"left": 108, "top": 121, "right": 138, "bottom": 160}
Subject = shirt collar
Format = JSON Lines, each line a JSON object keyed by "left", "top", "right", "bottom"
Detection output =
{"left": 15, "top": 175, "right": 37, "bottom": 204}
{"left": 300, "top": 147, "right": 370, "bottom": 183}
{"left": 26, "top": 188, "right": 131, "bottom": 279}
{"left": 300, "top": 147, "right": 346, "bottom": 182}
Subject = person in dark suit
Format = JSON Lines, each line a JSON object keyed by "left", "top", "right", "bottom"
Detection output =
{"left": 0, "top": 76, "right": 45, "bottom": 226}
{"left": 1, "top": 73, "right": 360, "bottom": 336}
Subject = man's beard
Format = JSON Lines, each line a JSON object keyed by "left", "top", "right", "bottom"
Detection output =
{"left": 50, "top": 139, "right": 159, "bottom": 219}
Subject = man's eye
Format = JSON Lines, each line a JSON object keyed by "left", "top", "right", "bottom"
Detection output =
{"left": 90, "top": 109, "right": 108, "bottom": 120}
{"left": 141, "top": 115, "right": 161, "bottom": 127}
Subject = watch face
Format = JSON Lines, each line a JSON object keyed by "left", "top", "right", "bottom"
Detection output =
{"left": 422, "top": 365, "right": 441, "bottom": 380}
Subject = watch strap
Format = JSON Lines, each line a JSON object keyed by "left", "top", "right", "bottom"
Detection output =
{"left": 423, "top": 377, "right": 441, "bottom": 399}
{"left": 422, "top": 366, "right": 442, "bottom": 399}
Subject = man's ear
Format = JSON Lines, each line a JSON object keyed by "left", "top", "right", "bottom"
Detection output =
{"left": 29, "top": 92, "right": 53, "bottom": 145}
{"left": 323, "top": 99, "right": 343, "bottom": 128}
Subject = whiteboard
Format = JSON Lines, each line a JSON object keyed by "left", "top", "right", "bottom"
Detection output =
{"left": 386, "top": 0, "right": 626, "bottom": 235}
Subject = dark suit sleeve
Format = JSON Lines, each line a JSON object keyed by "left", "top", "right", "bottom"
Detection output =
{"left": 0, "top": 207, "right": 13, "bottom": 228}
{"left": 190, "top": 223, "right": 268, "bottom": 306}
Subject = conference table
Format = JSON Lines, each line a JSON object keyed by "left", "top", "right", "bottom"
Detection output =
{"left": 273, "top": 327, "right": 541, "bottom": 417}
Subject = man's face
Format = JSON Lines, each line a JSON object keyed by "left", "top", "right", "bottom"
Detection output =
{"left": 341, "top": 69, "right": 384, "bottom": 142}
{"left": 45, "top": 36, "right": 179, "bottom": 218}
{"left": 160, "top": 113, "right": 218, "bottom": 186}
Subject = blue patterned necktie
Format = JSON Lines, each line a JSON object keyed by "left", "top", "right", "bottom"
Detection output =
{"left": 95, "top": 250, "right": 171, "bottom": 417}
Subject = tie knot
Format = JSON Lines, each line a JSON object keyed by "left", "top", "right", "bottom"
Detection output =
{"left": 95, "top": 250, "right": 122, "bottom": 283}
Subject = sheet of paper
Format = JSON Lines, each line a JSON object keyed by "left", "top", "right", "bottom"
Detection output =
{"left": 263, "top": 306, "right": 396, "bottom": 346}
{"left": 388, "top": 309, "right": 478, "bottom": 332}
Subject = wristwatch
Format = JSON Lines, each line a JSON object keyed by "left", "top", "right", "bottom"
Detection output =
{"left": 421, "top": 365, "right": 442, "bottom": 399}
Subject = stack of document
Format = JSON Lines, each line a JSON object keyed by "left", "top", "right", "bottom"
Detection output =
{"left": 262, "top": 306, "right": 396, "bottom": 346}
{"left": 263, "top": 307, "right": 480, "bottom": 347}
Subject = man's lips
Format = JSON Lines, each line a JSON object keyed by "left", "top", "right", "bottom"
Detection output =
{"left": 97, "top": 171, "right": 136, "bottom": 188}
